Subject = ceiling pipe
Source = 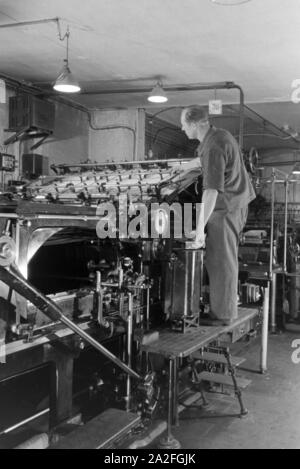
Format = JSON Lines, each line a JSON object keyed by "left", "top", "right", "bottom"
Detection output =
{"left": 244, "top": 104, "right": 300, "bottom": 145}
{"left": 0, "top": 18, "right": 60, "bottom": 29}
{"left": 81, "top": 81, "right": 245, "bottom": 148}
{"left": 0, "top": 72, "right": 88, "bottom": 113}
{"left": 0, "top": 17, "right": 67, "bottom": 42}
{"left": 81, "top": 81, "right": 236, "bottom": 95}
{"left": 0, "top": 73, "right": 244, "bottom": 148}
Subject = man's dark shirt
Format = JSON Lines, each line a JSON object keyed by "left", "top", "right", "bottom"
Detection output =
{"left": 197, "top": 126, "right": 256, "bottom": 212}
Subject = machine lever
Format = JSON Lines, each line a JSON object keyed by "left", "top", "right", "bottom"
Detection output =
{"left": 0, "top": 265, "right": 141, "bottom": 381}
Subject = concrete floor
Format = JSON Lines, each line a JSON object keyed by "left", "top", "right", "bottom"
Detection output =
{"left": 3, "top": 328, "right": 299, "bottom": 449}
{"left": 150, "top": 331, "right": 300, "bottom": 449}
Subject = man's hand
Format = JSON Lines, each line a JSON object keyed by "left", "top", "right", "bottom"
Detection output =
{"left": 189, "top": 229, "right": 206, "bottom": 248}
{"left": 170, "top": 157, "right": 201, "bottom": 177}
{"left": 170, "top": 165, "right": 182, "bottom": 177}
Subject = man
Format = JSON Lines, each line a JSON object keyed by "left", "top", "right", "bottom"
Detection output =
{"left": 177, "top": 105, "right": 255, "bottom": 325}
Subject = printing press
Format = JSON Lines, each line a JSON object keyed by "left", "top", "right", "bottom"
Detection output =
{"left": 0, "top": 158, "right": 209, "bottom": 444}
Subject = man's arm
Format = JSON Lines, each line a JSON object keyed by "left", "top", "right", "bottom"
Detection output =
{"left": 183, "top": 157, "right": 201, "bottom": 171}
{"left": 171, "top": 156, "right": 201, "bottom": 175}
{"left": 195, "top": 188, "right": 218, "bottom": 243}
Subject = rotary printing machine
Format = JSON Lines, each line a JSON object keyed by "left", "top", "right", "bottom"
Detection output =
{"left": 0, "top": 159, "right": 262, "bottom": 448}
{"left": 0, "top": 158, "right": 209, "bottom": 446}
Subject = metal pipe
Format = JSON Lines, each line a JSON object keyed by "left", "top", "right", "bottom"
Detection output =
{"left": 144, "top": 289, "right": 150, "bottom": 373}
{"left": 170, "top": 257, "right": 176, "bottom": 319}
{"left": 183, "top": 252, "right": 189, "bottom": 317}
{"left": 260, "top": 162, "right": 300, "bottom": 168}
{"left": 1, "top": 409, "right": 49, "bottom": 435}
{"left": 270, "top": 272, "right": 277, "bottom": 334}
{"left": 0, "top": 18, "right": 59, "bottom": 29}
{"left": 81, "top": 81, "right": 237, "bottom": 95}
{"left": 47, "top": 313, "right": 141, "bottom": 380}
{"left": 261, "top": 283, "right": 270, "bottom": 374}
{"left": 0, "top": 265, "right": 141, "bottom": 380}
{"left": 265, "top": 179, "right": 293, "bottom": 183}
{"left": 172, "top": 358, "right": 179, "bottom": 426}
{"left": 199, "top": 250, "right": 204, "bottom": 302}
{"left": 87, "top": 116, "right": 136, "bottom": 162}
{"left": 146, "top": 288, "right": 150, "bottom": 330}
{"left": 0, "top": 73, "right": 89, "bottom": 114}
{"left": 167, "top": 359, "right": 174, "bottom": 440}
{"left": 234, "top": 84, "right": 245, "bottom": 148}
{"left": 4, "top": 219, "right": 11, "bottom": 236}
{"left": 263, "top": 180, "right": 300, "bottom": 187}
{"left": 244, "top": 104, "right": 300, "bottom": 145}
{"left": 27, "top": 215, "right": 100, "bottom": 221}
{"left": 0, "top": 17, "right": 71, "bottom": 45}
{"left": 269, "top": 170, "right": 275, "bottom": 277}
{"left": 0, "top": 73, "right": 245, "bottom": 150}
{"left": 126, "top": 293, "right": 133, "bottom": 411}
{"left": 283, "top": 177, "right": 289, "bottom": 273}
{"left": 82, "top": 82, "right": 244, "bottom": 148}
{"left": 0, "top": 214, "right": 18, "bottom": 219}
{"left": 100, "top": 282, "right": 119, "bottom": 288}
{"left": 118, "top": 267, "right": 124, "bottom": 289}
{"left": 52, "top": 158, "right": 191, "bottom": 170}
{"left": 190, "top": 250, "right": 196, "bottom": 314}
{"left": 96, "top": 271, "right": 103, "bottom": 326}
{"left": 14, "top": 221, "right": 21, "bottom": 326}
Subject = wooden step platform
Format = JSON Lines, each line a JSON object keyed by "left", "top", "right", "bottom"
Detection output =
{"left": 194, "top": 351, "right": 246, "bottom": 367}
{"left": 50, "top": 408, "right": 141, "bottom": 449}
{"left": 141, "top": 307, "right": 260, "bottom": 359}
{"left": 197, "top": 371, "right": 251, "bottom": 389}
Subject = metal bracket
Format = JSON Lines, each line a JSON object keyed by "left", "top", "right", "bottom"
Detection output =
{"left": 4, "top": 128, "right": 53, "bottom": 150}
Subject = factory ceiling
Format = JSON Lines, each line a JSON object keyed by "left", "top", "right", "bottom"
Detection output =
{"left": 0, "top": 0, "right": 300, "bottom": 152}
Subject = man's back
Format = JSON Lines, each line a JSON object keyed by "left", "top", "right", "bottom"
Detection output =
{"left": 198, "top": 126, "right": 256, "bottom": 212}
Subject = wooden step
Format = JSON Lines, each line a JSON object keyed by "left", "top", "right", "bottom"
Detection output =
{"left": 196, "top": 371, "right": 251, "bottom": 389}
{"left": 50, "top": 408, "right": 141, "bottom": 449}
{"left": 195, "top": 351, "right": 246, "bottom": 367}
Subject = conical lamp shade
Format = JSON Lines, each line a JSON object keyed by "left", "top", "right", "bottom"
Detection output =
{"left": 53, "top": 62, "right": 81, "bottom": 93}
{"left": 292, "top": 162, "right": 300, "bottom": 174}
{"left": 211, "top": 0, "right": 251, "bottom": 4}
{"left": 148, "top": 83, "right": 168, "bottom": 103}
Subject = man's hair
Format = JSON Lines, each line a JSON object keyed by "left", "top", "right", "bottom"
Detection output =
{"left": 182, "top": 105, "right": 208, "bottom": 124}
